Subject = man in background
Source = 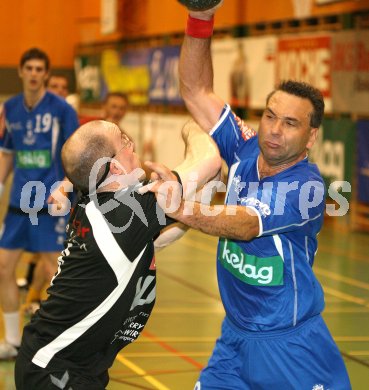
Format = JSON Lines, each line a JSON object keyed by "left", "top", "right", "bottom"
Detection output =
{"left": 19, "top": 72, "right": 77, "bottom": 312}
{"left": 0, "top": 47, "right": 79, "bottom": 360}
{"left": 102, "top": 92, "right": 128, "bottom": 126}
{"left": 46, "top": 74, "right": 69, "bottom": 99}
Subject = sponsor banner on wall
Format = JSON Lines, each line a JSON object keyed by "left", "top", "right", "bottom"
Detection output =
{"left": 212, "top": 37, "right": 277, "bottom": 109}
{"left": 309, "top": 118, "right": 355, "bottom": 200}
{"left": 244, "top": 36, "right": 277, "bottom": 109}
{"left": 331, "top": 31, "right": 369, "bottom": 115}
{"left": 121, "top": 112, "right": 190, "bottom": 166}
{"left": 277, "top": 33, "right": 332, "bottom": 112}
{"left": 144, "top": 113, "right": 188, "bottom": 168}
{"left": 101, "top": 48, "right": 151, "bottom": 105}
{"left": 75, "top": 54, "right": 102, "bottom": 103}
{"left": 357, "top": 121, "right": 369, "bottom": 203}
{"left": 148, "top": 46, "right": 182, "bottom": 105}
{"left": 212, "top": 39, "right": 238, "bottom": 105}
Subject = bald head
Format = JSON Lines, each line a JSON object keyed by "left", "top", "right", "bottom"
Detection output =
{"left": 62, "top": 120, "right": 120, "bottom": 193}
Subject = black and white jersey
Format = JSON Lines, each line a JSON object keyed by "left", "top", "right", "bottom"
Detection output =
{"left": 20, "top": 187, "right": 174, "bottom": 376}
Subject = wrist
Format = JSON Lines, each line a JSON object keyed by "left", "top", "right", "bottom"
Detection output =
{"left": 186, "top": 15, "right": 214, "bottom": 38}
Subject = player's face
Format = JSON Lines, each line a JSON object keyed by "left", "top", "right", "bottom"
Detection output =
{"left": 47, "top": 76, "right": 68, "bottom": 98}
{"left": 112, "top": 130, "right": 141, "bottom": 173}
{"left": 19, "top": 59, "right": 49, "bottom": 94}
{"left": 104, "top": 96, "right": 128, "bottom": 125}
{"left": 258, "top": 91, "right": 318, "bottom": 167}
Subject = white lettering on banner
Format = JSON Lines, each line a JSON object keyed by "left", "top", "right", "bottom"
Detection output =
{"left": 278, "top": 49, "right": 330, "bottom": 92}
{"left": 149, "top": 49, "right": 180, "bottom": 102}
{"left": 222, "top": 241, "right": 273, "bottom": 284}
{"left": 165, "top": 56, "right": 180, "bottom": 100}
{"left": 309, "top": 127, "right": 345, "bottom": 182}
{"left": 77, "top": 65, "right": 100, "bottom": 99}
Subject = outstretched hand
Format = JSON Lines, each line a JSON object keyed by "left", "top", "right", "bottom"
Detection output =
{"left": 139, "top": 161, "right": 183, "bottom": 218}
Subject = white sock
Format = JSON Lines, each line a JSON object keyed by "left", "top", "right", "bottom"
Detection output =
{"left": 4, "top": 311, "right": 21, "bottom": 347}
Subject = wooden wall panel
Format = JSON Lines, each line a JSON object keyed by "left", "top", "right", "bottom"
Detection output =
{"left": 0, "top": 0, "right": 78, "bottom": 67}
{"left": 0, "top": 0, "right": 368, "bottom": 68}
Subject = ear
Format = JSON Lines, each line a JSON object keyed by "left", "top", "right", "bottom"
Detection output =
{"left": 44, "top": 70, "right": 50, "bottom": 82}
{"left": 306, "top": 127, "right": 318, "bottom": 150}
{"left": 110, "top": 159, "right": 126, "bottom": 175}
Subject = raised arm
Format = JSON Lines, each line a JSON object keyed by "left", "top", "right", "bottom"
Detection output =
{"left": 179, "top": 2, "right": 225, "bottom": 132}
{"left": 174, "top": 119, "right": 221, "bottom": 195}
{"left": 150, "top": 120, "right": 222, "bottom": 250}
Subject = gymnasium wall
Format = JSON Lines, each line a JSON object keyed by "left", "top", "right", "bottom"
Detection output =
{"left": 1, "top": 0, "right": 369, "bottom": 67}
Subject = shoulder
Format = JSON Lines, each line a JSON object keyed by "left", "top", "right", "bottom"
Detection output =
{"left": 4, "top": 94, "right": 23, "bottom": 108}
{"left": 44, "top": 92, "right": 75, "bottom": 113}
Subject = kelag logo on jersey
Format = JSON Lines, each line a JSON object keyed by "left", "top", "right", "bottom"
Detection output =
{"left": 16, "top": 150, "right": 51, "bottom": 169}
{"left": 218, "top": 239, "right": 283, "bottom": 286}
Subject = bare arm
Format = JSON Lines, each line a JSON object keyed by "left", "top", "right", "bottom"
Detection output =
{"left": 179, "top": 6, "right": 225, "bottom": 132}
{"left": 173, "top": 201, "right": 260, "bottom": 241}
{"left": 142, "top": 162, "right": 260, "bottom": 242}
{"left": 173, "top": 120, "right": 221, "bottom": 196}
{"left": 146, "top": 121, "right": 222, "bottom": 250}
{"left": 0, "top": 151, "right": 14, "bottom": 184}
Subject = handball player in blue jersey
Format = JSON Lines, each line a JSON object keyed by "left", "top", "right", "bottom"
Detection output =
{"left": 145, "top": 1, "right": 351, "bottom": 389}
{"left": 0, "top": 48, "right": 79, "bottom": 360}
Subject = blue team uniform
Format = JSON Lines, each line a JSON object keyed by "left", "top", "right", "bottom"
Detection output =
{"left": 0, "top": 92, "right": 79, "bottom": 252}
{"left": 196, "top": 105, "right": 351, "bottom": 389}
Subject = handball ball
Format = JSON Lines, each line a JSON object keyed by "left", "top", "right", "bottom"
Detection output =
{"left": 178, "top": 0, "right": 222, "bottom": 11}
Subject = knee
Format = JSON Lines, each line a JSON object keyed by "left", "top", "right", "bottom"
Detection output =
{"left": 0, "top": 251, "right": 18, "bottom": 280}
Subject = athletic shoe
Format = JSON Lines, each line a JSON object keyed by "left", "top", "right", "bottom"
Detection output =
{"left": 0, "top": 341, "right": 19, "bottom": 360}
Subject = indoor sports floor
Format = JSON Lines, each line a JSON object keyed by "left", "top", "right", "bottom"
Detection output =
{"left": 0, "top": 200, "right": 369, "bottom": 389}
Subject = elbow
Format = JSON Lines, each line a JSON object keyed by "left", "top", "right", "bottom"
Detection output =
{"left": 208, "top": 155, "right": 222, "bottom": 179}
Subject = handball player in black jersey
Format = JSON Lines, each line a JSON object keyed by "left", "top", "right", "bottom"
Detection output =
{"left": 15, "top": 119, "right": 221, "bottom": 389}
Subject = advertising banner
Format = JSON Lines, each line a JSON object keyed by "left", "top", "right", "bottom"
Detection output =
{"left": 212, "top": 36, "right": 276, "bottom": 109}
{"left": 101, "top": 48, "right": 151, "bottom": 105}
{"left": 309, "top": 118, "right": 355, "bottom": 200}
{"left": 148, "top": 46, "right": 182, "bottom": 105}
{"left": 75, "top": 54, "right": 102, "bottom": 103}
{"left": 357, "top": 121, "right": 369, "bottom": 203}
{"left": 331, "top": 31, "right": 369, "bottom": 115}
{"left": 277, "top": 34, "right": 332, "bottom": 112}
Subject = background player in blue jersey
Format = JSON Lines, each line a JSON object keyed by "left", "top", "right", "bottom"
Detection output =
{"left": 145, "top": 1, "right": 351, "bottom": 389}
{"left": 0, "top": 48, "right": 79, "bottom": 360}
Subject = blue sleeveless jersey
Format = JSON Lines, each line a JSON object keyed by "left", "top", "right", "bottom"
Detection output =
{"left": 1, "top": 92, "right": 79, "bottom": 210}
{"left": 210, "top": 105, "right": 326, "bottom": 331}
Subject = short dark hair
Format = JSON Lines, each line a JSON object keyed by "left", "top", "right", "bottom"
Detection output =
{"left": 20, "top": 48, "right": 50, "bottom": 71}
{"left": 266, "top": 80, "right": 325, "bottom": 128}
{"left": 104, "top": 92, "right": 129, "bottom": 104}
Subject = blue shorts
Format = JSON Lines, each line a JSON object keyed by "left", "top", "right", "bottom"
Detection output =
{"left": 0, "top": 208, "right": 67, "bottom": 252}
{"left": 196, "top": 315, "right": 351, "bottom": 390}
